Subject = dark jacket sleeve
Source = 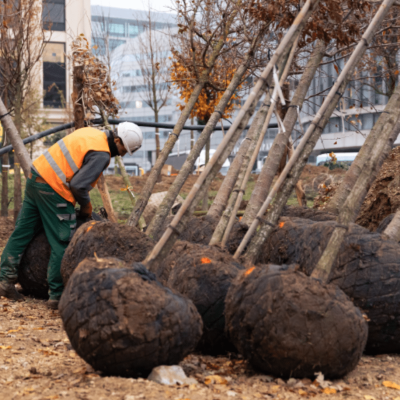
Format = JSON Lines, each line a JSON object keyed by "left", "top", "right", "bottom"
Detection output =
{"left": 70, "top": 151, "right": 110, "bottom": 206}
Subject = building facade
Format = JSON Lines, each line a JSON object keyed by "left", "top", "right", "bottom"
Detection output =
{"left": 42, "top": 0, "right": 91, "bottom": 126}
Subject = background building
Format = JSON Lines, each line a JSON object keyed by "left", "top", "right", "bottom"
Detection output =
{"left": 42, "top": 0, "right": 91, "bottom": 127}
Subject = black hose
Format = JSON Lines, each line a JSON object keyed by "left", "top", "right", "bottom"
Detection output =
{"left": 0, "top": 118, "right": 278, "bottom": 157}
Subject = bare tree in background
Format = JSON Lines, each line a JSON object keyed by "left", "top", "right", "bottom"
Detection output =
{"left": 130, "top": 8, "right": 172, "bottom": 159}
{"left": 0, "top": 0, "right": 48, "bottom": 222}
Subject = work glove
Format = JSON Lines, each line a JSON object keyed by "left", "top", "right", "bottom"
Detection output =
{"left": 79, "top": 202, "right": 93, "bottom": 219}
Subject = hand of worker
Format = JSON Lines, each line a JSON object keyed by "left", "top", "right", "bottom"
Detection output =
{"left": 79, "top": 202, "right": 93, "bottom": 219}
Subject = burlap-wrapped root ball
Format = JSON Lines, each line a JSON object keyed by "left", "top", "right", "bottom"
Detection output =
{"left": 159, "top": 241, "right": 245, "bottom": 355}
{"left": 18, "top": 213, "right": 103, "bottom": 299}
{"left": 225, "top": 265, "right": 368, "bottom": 379}
{"left": 18, "top": 231, "right": 51, "bottom": 298}
{"left": 61, "top": 221, "right": 154, "bottom": 285}
{"left": 262, "top": 217, "right": 400, "bottom": 354}
{"left": 59, "top": 257, "right": 203, "bottom": 377}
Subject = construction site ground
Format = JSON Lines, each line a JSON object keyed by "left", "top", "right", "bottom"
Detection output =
{"left": 5, "top": 165, "right": 393, "bottom": 400}
{"left": 0, "top": 266, "right": 397, "bottom": 400}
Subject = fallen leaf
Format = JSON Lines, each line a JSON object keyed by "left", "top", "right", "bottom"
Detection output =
{"left": 204, "top": 375, "right": 228, "bottom": 385}
{"left": 299, "top": 389, "right": 307, "bottom": 396}
{"left": 32, "top": 327, "right": 44, "bottom": 331}
{"left": 323, "top": 388, "right": 337, "bottom": 394}
{"left": 0, "top": 346, "right": 11, "bottom": 349}
{"left": 364, "top": 396, "right": 376, "bottom": 400}
{"left": 201, "top": 257, "right": 211, "bottom": 264}
{"left": 383, "top": 381, "right": 400, "bottom": 390}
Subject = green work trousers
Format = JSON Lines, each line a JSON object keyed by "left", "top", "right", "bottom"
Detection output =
{"left": 0, "top": 170, "right": 76, "bottom": 299}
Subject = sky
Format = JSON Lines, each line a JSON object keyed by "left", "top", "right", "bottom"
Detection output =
{"left": 91, "top": 0, "right": 174, "bottom": 13}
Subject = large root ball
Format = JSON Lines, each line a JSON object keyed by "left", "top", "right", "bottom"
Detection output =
{"left": 61, "top": 221, "right": 154, "bottom": 285}
{"left": 59, "top": 257, "right": 203, "bottom": 377}
{"left": 18, "top": 231, "right": 51, "bottom": 298}
{"left": 261, "top": 217, "right": 400, "bottom": 354}
{"left": 225, "top": 265, "right": 368, "bottom": 379}
{"left": 18, "top": 213, "right": 103, "bottom": 299}
{"left": 158, "top": 241, "right": 245, "bottom": 355}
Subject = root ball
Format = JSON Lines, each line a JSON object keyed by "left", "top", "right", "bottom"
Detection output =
{"left": 59, "top": 257, "right": 203, "bottom": 377}
{"left": 61, "top": 221, "right": 154, "bottom": 285}
{"left": 225, "top": 265, "right": 368, "bottom": 379}
{"left": 160, "top": 241, "right": 245, "bottom": 354}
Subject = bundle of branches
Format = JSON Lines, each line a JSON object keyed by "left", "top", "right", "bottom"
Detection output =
{"left": 69, "top": 34, "right": 120, "bottom": 119}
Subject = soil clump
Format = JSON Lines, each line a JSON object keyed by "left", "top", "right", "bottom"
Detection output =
{"left": 356, "top": 146, "right": 400, "bottom": 231}
{"left": 225, "top": 264, "right": 368, "bottom": 379}
{"left": 59, "top": 257, "right": 202, "bottom": 378}
{"left": 61, "top": 220, "right": 154, "bottom": 285}
{"left": 158, "top": 241, "right": 245, "bottom": 355}
{"left": 261, "top": 217, "right": 400, "bottom": 354}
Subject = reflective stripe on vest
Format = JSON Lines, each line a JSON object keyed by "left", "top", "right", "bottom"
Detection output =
{"left": 58, "top": 140, "right": 79, "bottom": 174}
{"left": 43, "top": 149, "right": 70, "bottom": 189}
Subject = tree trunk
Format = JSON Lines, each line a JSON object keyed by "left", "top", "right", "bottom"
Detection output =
{"left": 206, "top": 90, "right": 271, "bottom": 220}
{"left": 1, "top": 152, "right": 9, "bottom": 218}
{"left": 144, "top": 44, "right": 257, "bottom": 239}
{"left": 202, "top": 136, "right": 211, "bottom": 211}
{"left": 72, "top": 66, "right": 85, "bottom": 130}
{"left": 0, "top": 97, "right": 31, "bottom": 177}
{"left": 126, "top": 18, "right": 237, "bottom": 228}
{"left": 287, "top": 139, "right": 307, "bottom": 207}
{"left": 13, "top": 155, "right": 21, "bottom": 224}
{"left": 311, "top": 89, "right": 400, "bottom": 282}
{"left": 240, "top": 78, "right": 352, "bottom": 264}
{"left": 206, "top": 48, "right": 292, "bottom": 221}
{"left": 211, "top": 39, "right": 299, "bottom": 247}
{"left": 327, "top": 107, "right": 400, "bottom": 215}
{"left": 383, "top": 210, "right": 400, "bottom": 241}
{"left": 142, "top": 0, "right": 318, "bottom": 267}
{"left": 97, "top": 175, "right": 118, "bottom": 223}
{"left": 241, "top": 40, "right": 327, "bottom": 226}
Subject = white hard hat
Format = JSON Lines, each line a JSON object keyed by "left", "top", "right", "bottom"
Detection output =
{"left": 117, "top": 122, "right": 143, "bottom": 155}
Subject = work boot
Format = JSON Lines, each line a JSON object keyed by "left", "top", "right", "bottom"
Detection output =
{"left": 47, "top": 299, "right": 59, "bottom": 310}
{"left": 0, "top": 281, "right": 24, "bottom": 301}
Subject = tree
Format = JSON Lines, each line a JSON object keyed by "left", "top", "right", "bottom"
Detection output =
{"left": 127, "top": 0, "right": 243, "bottom": 227}
{"left": 0, "top": 0, "right": 48, "bottom": 222}
{"left": 130, "top": 8, "right": 173, "bottom": 160}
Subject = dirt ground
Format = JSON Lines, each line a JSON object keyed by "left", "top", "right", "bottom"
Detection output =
{"left": 1, "top": 218, "right": 400, "bottom": 399}
{"left": 1, "top": 297, "right": 400, "bottom": 400}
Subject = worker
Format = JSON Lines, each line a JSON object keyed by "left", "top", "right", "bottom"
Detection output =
{"left": 0, "top": 123, "right": 143, "bottom": 309}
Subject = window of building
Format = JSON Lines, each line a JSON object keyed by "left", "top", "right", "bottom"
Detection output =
{"left": 109, "top": 22, "right": 125, "bottom": 37}
{"left": 42, "top": 0, "right": 65, "bottom": 31}
{"left": 43, "top": 43, "right": 66, "bottom": 108}
{"left": 129, "top": 24, "right": 139, "bottom": 37}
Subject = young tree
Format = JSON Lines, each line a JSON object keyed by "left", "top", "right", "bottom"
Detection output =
{"left": 130, "top": 8, "right": 173, "bottom": 160}
{"left": 0, "top": 0, "right": 48, "bottom": 222}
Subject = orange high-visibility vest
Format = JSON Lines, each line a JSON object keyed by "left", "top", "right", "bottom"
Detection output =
{"left": 33, "top": 127, "right": 110, "bottom": 205}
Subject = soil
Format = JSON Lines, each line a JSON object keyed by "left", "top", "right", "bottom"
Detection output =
{"left": 160, "top": 241, "right": 245, "bottom": 355}
{"left": 60, "top": 257, "right": 202, "bottom": 378}
{"left": 61, "top": 221, "right": 154, "bottom": 285}
{"left": 261, "top": 217, "right": 400, "bottom": 354}
{"left": 225, "top": 265, "right": 368, "bottom": 379}
{"left": 356, "top": 146, "right": 400, "bottom": 231}
{"left": 0, "top": 218, "right": 400, "bottom": 398}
